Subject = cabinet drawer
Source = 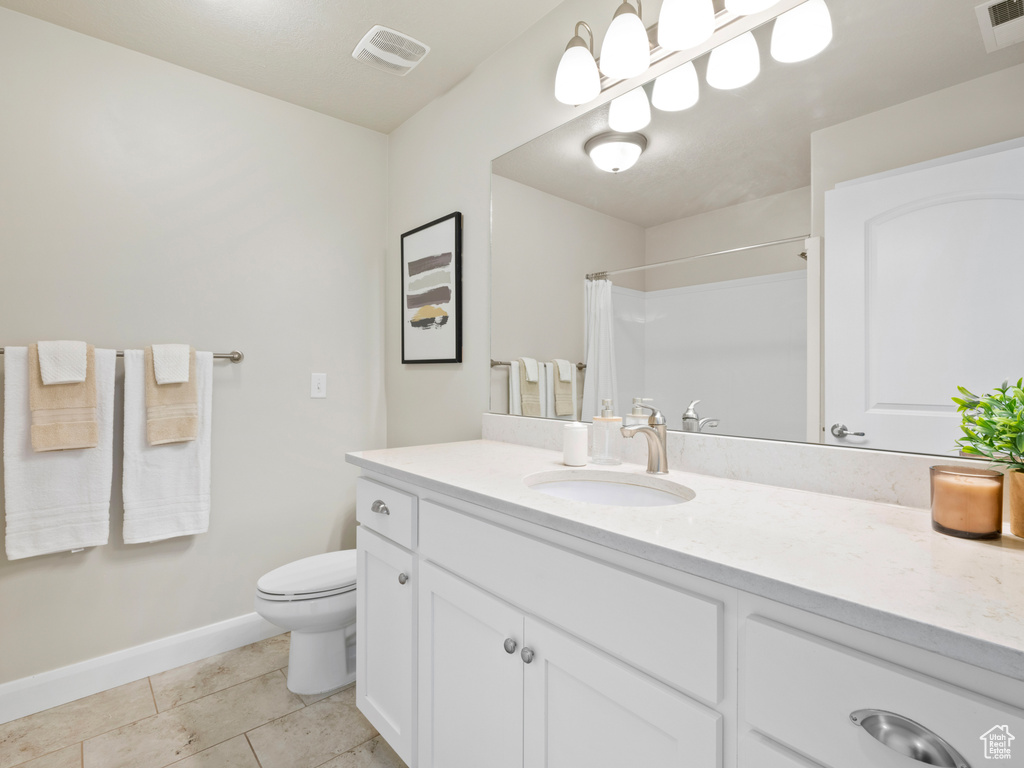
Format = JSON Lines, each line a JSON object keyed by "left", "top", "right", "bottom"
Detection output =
{"left": 740, "top": 732, "right": 824, "bottom": 768}
{"left": 356, "top": 477, "right": 416, "bottom": 549}
{"left": 419, "top": 500, "right": 722, "bottom": 703}
{"left": 744, "top": 616, "right": 1024, "bottom": 768}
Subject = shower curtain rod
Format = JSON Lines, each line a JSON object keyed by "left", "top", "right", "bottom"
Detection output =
{"left": 585, "top": 234, "right": 811, "bottom": 281}
{"left": 0, "top": 348, "right": 244, "bottom": 362}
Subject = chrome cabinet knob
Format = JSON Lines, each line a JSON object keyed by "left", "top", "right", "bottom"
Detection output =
{"left": 521, "top": 647, "right": 535, "bottom": 664}
{"left": 831, "top": 423, "right": 865, "bottom": 438}
{"left": 504, "top": 638, "right": 517, "bottom": 654}
{"left": 370, "top": 500, "right": 390, "bottom": 515}
{"left": 397, "top": 573, "right": 408, "bottom": 585}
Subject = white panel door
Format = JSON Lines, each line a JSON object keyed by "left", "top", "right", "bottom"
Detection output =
{"left": 523, "top": 617, "right": 722, "bottom": 768}
{"left": 417, "top": 562, "right": 524, "bottom": 768}
{"left": 824, "top": 139, "right": 1024, "bottom": 454}
{"left": 356, "top": 528, "right": 415, "bottom": 765}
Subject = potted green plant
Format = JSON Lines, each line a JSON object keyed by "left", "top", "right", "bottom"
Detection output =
{"left": 953, "top": 379, "right": 1024, "bottom": 537}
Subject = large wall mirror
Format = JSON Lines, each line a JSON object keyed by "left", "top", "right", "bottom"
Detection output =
{"left": 490, "top": 0, "right": 1024, "bottom": 457}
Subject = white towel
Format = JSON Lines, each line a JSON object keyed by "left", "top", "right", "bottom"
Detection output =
{"left": 3, "top": 347, "right": 115, "bottom": 560}
{"left": 122, "top": 349, "right": 212, "bottom": 544}
{"left": 553, "top": 359, "right": 572, "bottom": 383}
{"left": 36, "top": 340, "right": 88, "bottom": 385}
{"left": 520, "top": 357, "right": 539, "bottom": 383}
{"left": 151, "top": 344, "right": 191, "bottom": 385}
{"left": 509, "top": 361, "right": 522, "bottom": 416}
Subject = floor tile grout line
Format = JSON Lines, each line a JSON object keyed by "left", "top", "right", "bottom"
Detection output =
{"left": 245, "top": 732, "right": 266, "bottom": 768}
{"left": 147, "top": 676, "right": 159, "bottom": 713}
{"left": 307, "top": 734, "right": 384, "bottom": 768}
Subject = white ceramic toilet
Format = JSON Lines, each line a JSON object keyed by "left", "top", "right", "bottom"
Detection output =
{"left": 254, "top": 550, "right": 357, "bottom": 696}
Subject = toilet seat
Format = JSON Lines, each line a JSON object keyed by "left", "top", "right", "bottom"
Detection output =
{"left": 256, "top": 550, "right": 357, "bottom": 602}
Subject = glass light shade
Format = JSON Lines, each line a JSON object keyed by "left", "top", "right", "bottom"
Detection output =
{"left": 652, "top": 61, "right": 699, "bottom": 111}
{"left": 724, "top": 0, "right": 780, "bottom": 15}
{"left": 555, "top": 43, "right": 601, "bottom": 105}
{"left": 609, "top": 87, "right": 651, "bottom": 131}
{"left": 706, "top": 31, "right": 760, "bottom": 89}
{"left": 588, "top": 139, "right": 644, "bottom": 173}
{"left": 770, "top": 0, "right": 833, "bottom": 63}
{"left": 599, "top": 4, "right": 650, "bottom": 80}
{"left": 658, "top": 0, "right": 715, "bottom": 51}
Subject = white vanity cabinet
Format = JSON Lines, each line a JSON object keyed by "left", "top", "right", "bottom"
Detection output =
{"left": 355, "top": 478, "right": 417, "bottom": 765}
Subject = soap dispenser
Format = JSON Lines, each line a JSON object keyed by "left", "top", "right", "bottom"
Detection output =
{"left": 591, "top": 398, "right": 622, "bottom": 465}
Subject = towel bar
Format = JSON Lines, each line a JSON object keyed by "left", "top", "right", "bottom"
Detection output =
{"left": 491, "top": 359, "right": 585, "bottom": 370}
{"left": 0, "top": 349, "right": 244, "bottom": 363}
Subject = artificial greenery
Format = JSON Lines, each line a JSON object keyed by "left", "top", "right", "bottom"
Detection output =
{"left": 953, "top": 379, "right": 1024, "bottom": 472}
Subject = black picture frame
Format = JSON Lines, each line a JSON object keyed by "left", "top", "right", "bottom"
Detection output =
{"left": 400, "top": 212, "right": 463, "bottom": 364}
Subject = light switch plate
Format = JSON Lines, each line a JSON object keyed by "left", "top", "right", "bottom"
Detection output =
{"left": 311, "top": 373, "right": 327, "bottom": 398}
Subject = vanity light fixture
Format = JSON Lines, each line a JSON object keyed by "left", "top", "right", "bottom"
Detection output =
{"left": 724, "top": 0, "right": 783, "bottom": 15}
{"left": 585, "top": 132, "right": 648, "bottom": 173}
{"left": 706, "top": 30, "right": 761, "bottom": 89}
{"left": 608, "top": 87, "right": 652, "bottom": 131}
{"left": 599, "top": 1, "right": 651, "bottom": 80}
{"left": 555, "top": 22, "right": 601, "bottom": 105}
{"left": 770, "top": 0, "right": 833, "bottom": 62}
{"left": 657, "top": 0, "right": 715, "bottom": 52}
{"left": 651, "top": 61, "right": 699, "bottom": 111}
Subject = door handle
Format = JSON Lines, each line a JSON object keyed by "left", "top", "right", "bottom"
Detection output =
{"left": 831, "top": 423, "right": 865, "bottom": 438}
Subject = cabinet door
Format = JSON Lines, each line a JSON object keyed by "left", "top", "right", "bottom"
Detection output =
{"left": 523, "top": 617, "right": 722, "bottom": 768}
{"left": 418, "top": 562, "right": 524, "bottom": 768}
{"left": 357, "top": 528, "right": 415, "bottom": 764}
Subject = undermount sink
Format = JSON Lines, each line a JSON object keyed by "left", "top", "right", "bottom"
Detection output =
{"left": 524, "top": 469, "right": 695, "bottom": 507}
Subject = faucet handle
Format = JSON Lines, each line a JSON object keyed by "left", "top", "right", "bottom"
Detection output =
{"left": 683, "top": 400, "right": 701, "bottom": 418}
{"left": 635, "top": 402, "right": 667, "bottom": 426}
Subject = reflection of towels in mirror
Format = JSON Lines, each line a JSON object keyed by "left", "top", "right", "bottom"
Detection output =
{"left": 518, "top": 358, "right": 541, "bottom": 417}
{"left": 552, "top": 359, "right": 575, "bottom": 417}
{"left": 509, "top": 360, "right": 522, "bottom": 415}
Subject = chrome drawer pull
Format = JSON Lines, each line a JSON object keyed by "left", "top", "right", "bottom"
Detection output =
{"left": 398, "top": 573, "right": 408, "bottom": 585}
{"left": 370, "top": 500, "right": 390, "bottom": 516}
{"left": 521, "top": 647, "right": 535, "bottom": 664}
{"left": 850, "top": 709, "right": 969, "bottom": 768}
{"left": 504, "top": 638, "right": 517, "bottom": 654}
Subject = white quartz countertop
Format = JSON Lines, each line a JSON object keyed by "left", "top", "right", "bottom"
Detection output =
{"left": 346, "top": 439, "right": 1024, "bottom": 680}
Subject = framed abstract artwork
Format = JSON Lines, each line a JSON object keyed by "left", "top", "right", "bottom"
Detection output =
{"left": 400, "top": 212, "right": 463, "bottom": 364}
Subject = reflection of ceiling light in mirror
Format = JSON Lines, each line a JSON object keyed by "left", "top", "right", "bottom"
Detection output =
{"left": 771, "top": 0, "right": 833, "bottom": 62}
{"left": 609, "top": 87, "right": 652, "bottom": 131}
{"left": 706, "top": 31, "right": 760, "bottom": 89}
{"left": 657, "top": 0, "right": 715, "bottom": 51}
{"left": 599, "top": 1, "right": 651, "bottom": 80}
{"left": 652, "top": 61, "right": 700, "bottom": 111}
{"left": 585, "top": 132, "right": 648, "bottom": 173}
{"left": 555, "top": 22, "right": 600, "bottom": 105}
{"left": 724, "top": 0, "right": 781, "bottom": 14}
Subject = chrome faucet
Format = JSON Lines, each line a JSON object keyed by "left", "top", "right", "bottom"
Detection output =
{"left": 620, "top": 403, "right": 668, "bottom": 474}
{"left": 681, "top": 400, "right": 719, "bottom": 433}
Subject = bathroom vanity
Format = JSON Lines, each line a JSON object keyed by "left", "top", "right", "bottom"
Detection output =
{"left": 348, "top": 438, "right": 1024, "bottom": 768}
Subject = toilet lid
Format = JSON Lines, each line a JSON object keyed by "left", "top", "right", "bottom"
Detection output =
{"left": 257, "top": 550, "right": 357, "bottom": 599}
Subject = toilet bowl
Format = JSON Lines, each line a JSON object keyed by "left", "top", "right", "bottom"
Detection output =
{"left": 254, "top": 549, "right": 357, "bottom": 696}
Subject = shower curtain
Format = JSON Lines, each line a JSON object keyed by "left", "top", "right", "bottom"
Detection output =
{"left": 581, "top": 278, "right": 618, "bottom": 421}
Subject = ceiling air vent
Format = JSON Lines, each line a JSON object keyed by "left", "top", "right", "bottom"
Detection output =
{"left": 976, "top": 0, "right": 1024, "bottom": 52}
{"left": 352, "top": 25, "right": 430, "bottom": 76}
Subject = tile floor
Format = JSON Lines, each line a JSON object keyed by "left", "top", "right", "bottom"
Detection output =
{"left": 0, "top": 634, "right": 406, "bottom": 768}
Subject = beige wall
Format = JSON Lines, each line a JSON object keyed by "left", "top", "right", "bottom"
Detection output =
{"left": 811, "top": 63, "right": 1024, "bottom": 236}
{"left": 0, "top": 9, "right": 388, "bottom": 683}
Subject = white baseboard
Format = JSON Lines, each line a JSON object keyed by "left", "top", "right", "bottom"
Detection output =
{"left": 0, "top": 612, "right": 283, "bottom": 725}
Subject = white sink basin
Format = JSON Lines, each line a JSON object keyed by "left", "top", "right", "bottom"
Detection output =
{"left": 524, "top": 469, "right": 695, "bottom": 507}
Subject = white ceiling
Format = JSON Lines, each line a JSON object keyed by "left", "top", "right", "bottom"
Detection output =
{"left": 492, "top": 0, "right": 1024, "bottom": 228}
{"left": 0, "top": 0, "right": 565, "bottom": 134}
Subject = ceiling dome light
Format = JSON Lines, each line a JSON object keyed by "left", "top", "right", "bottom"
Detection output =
{"left": 706, "top": 31, "right": 760, "bottom": 89}
{"left": 724, "top": 0, "right": 781, "bottom": 15}
{"left": 652, "top": 61, "right": 699, "bottom": 111}
{"left": 585, "top": 132, "right": 648, "bottom": 173}
{"left": 599, "top": 1, "right": 651, "bottom": 80}
{"left": 771, "top": 0, "right": 833, "bottom": 63}
{"left": 555, "top": 22, "right": 601, "bottom": 105}
{"left": 609, "top": 87, "right": 651, "bottom": 131}
{"left": 657, "top": 0, "right": 715, "bottom": 52}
